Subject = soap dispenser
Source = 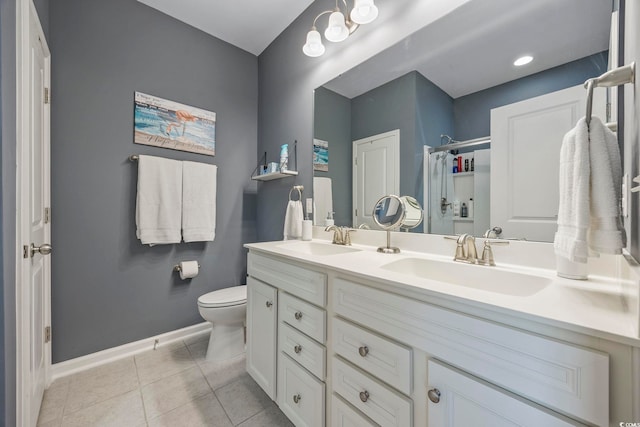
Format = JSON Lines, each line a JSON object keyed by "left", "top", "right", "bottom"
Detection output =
{"left": 325, "top": 211, "right": 334, "bottom": 226}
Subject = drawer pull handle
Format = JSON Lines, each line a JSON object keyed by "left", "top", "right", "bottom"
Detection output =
{"left": 358, "top": 346, "right": 369, "bottom": 357}
{"left": 294, "top": 345, "right": 302, "bottom": 354}
{"left": 294, "top": 311, "right": 303, "bottom": 320}
{"left": 359, "top": 390, "right": 370, "bottom": 403}
{"left": 428, "top": 388, "right": 441, "bottom": 404}
{"left": 265, "top": 301, "right": 273, "bottom": 308}
{"left": 293, "top": 394, "right": 302, "bottom": 404}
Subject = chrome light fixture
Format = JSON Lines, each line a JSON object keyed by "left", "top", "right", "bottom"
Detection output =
{"left": 303, "top": 0, "right": 379, "bottom": 57}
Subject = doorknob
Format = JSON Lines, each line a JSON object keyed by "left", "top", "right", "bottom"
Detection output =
{"left": 30, "top": 243, "right": 52, "bottom": 257}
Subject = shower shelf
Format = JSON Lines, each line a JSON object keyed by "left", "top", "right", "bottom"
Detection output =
{"left": 452, "top": 172, "right": 474, "bottom": 177}
{"left": 453, "top": 218, "right": 474, "bottom": 222}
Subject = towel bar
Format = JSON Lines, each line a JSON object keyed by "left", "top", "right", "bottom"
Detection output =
{"left": 585, "top": 62, "right": 635, "bottom": 127}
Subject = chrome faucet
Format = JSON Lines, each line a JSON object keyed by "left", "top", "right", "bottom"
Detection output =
{"left": 325, "top": 225, "right": 343, "bottom": 244}
{"left": 445, "top": 233, "right": 509, "bottom": 266}
{"left": 325, "top": 225, "right": 355, "bottom": 245}
{"left": 455, "top": 234, "right": 478, "bottom": 264}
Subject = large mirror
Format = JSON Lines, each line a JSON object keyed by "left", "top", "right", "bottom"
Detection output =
{"left": 313, "top": 0, "right": 617, "bottom": 242}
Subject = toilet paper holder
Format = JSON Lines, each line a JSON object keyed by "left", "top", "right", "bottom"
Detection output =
{"left": 173, "top": 263, "right": 200, "bottom": 272}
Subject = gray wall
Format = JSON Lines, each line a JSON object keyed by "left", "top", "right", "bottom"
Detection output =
{"left": 453, "top": 52, "right": 608, "bottom": 141}
{"left": 1, "top": 0, "right": 17, "bottom": 423}
{"left": 313, "top": 87, "right": 351, "bottom": 226}
{"left": 50, "top": 0, "right": 257, "bottom": 362}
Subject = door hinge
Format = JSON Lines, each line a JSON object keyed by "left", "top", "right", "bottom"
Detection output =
{"left": 355, "top": 208, "right": 358, "bottom": 216}
{"left": 44, "top": 87, "right": 50, "bottom": 104}
{"left": 23, "top": 245, "right": 29, "bottom": 259}
{"left": 44, "top": 207, "right": 50, "bottom": 224}
{"left": 354, "top": 158, "right": 357, "bottom": 166}
{"left": 606, "top": 102, "right": 611, "bottom": 122}
{"left": 45, "top": 326, "right": 51, "bottom": 343}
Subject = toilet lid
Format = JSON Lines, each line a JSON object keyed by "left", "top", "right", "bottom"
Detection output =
{"left": 198, "top": 285, "right": 247, "bottom": 308}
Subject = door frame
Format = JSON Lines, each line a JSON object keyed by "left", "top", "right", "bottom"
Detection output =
{"left": 15, "top": 0, "right": 52, "bottom": 425}
{"left": 352, "top": 129, "right": 400, "bottom": 227}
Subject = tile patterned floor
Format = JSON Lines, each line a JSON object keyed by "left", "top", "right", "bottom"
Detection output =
{"left": 38, "top": 337, "right": 293, "bottom": 427}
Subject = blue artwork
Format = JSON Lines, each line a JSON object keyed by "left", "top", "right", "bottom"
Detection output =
{"left": 313, "top": 139, "right": 328, "bottom": 172}
{"left": 134, "top": 92, "right": 216, "bottom": 156}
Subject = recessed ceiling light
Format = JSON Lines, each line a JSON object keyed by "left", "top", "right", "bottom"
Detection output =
{"left": 514, "top": 55, "right": 533, "bottom": 66}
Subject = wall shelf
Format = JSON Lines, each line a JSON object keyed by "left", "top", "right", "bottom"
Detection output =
{"left": 251, "top": 170, "right": 298, "bottom": 181}
{"left": 452, "top": 171, "right": 474, "bottom": 177}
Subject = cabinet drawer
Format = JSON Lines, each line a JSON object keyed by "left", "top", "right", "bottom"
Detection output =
{"left": 248, "top": 252, "right": 327, "bottom": 306}
{"left": 333, "top": 317, "right": 412, "bottom": 395}
{"left": 277, "top": 353, "right": 325, "bottom": 427}
{"left": 279, "top": 322, "right": 326, "bottom": 379}
{"left": 280, "top": 292, "right": 326, "bottom": 344}
{"left": 331, "top": 394, "right": 376, "bottom": 427}
{"left": 427, "top": 359, "right": 586, "bottom": 426}
{"left": 332, "top": 356, "right": 412, "bottom": 427}
{"left": 333, "top": 278, "right": 608, "bottom": 427}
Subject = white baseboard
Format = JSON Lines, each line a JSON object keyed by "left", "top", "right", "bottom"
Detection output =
{"left": 50, "top": 322, "right": 211, "bottom": 382}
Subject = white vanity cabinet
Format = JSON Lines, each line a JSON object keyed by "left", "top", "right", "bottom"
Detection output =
{"left": 427, "top": 360, "right": 584, "bottom": 426}
{"left": 332, "top": 277, "right": 608, "bottom": 427}
{"left": 246, "top": 252, "right": 327, "bottom": 427}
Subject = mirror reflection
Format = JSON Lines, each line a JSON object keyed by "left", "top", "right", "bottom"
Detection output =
{"left": 313, "top": 0, "right": 615, "bottom": 242}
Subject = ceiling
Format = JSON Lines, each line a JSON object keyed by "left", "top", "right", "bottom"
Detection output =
{"left": 137, "top": 0, "right": 315, "bottom": 55}
{"left": 137, "top": 0, "right": 612, "bottom": 98}
{"left": 324, "top": 0, "right": 613, "bottom": 99}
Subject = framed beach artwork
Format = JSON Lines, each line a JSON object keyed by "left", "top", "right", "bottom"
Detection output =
{"left": 133, "top": 92, "right": 216, "bottom": 156}
{"left": 313, "top": 139, "right": 328, "bottom": 172}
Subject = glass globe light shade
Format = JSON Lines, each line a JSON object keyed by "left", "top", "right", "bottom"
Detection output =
{"left": 302, "top": 29, "right": 325, "bottom": 57}
{"left": 350, "top": 0, "right": 378, "bottom": 24}
{"left": 325, "top": 11, "right": 349, "bottom": 42}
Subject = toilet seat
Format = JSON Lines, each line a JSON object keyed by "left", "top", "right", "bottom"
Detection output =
{"left": 198, "top": 285, "right": 247, "bottom": 308}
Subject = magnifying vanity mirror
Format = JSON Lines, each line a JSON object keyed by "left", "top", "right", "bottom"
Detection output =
{"left": 312, "top": 0, "right": 618, "bottom": 243}
{"left": 373, "top": 195, "right": 424, "bottom": 253}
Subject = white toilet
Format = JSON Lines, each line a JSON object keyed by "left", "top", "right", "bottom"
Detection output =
{"left": 197, "top": 285, "right": 247, "bottom": 362}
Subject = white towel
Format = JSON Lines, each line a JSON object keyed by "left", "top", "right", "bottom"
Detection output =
{"left": 182, "top": 161, "right": 217, "bottom": 242}
{"left": 136, "top": 155, "right": 183, "bottom": 245}
{"left": 313, "top": 177, "right": 333, "bottom": 226}
{"left": 554, "top": 116, "right": 625, "bottom": 262}
{"left": 284, "top": 200, "right": 303, "bottom": 240}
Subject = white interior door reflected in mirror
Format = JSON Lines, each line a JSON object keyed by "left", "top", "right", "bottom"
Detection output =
{"left": 490, "top": 84, "right": 607, "bottom": 241}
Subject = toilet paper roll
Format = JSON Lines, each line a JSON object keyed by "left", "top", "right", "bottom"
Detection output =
{"left": 179, "top": 261, "right": 199, "bottom": 280}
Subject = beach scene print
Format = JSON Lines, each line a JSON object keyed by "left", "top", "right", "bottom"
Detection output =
{"left": 314, "top": 139, "right": 328, "bottom": 172}
{"left": 134, "top": 92, "right": 216, "bottom": 156}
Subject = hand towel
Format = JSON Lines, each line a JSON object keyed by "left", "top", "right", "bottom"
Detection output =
{"left": 182, "top": 161, "right": 217, "bottom": 242}
{"left": 554, "top": 116, "right": 625, "bottom": 262}
{"left": 284, "top": 200, "right": 303, "bottom": 240}
{"left": 586, "top": 116, "right": 626, "bottom": 254}
{"left": 313, "top": 177, "right": 333, "bottom": 226}
{"left": 136, "top": 155, "right": 183, "bottom": 245}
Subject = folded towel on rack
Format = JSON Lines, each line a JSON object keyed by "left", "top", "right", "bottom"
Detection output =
{"left": 182, "top": 161, "right": 217, "bottom": 242}
{"left": 284, "top": 200, "right": 303, "bottom": 240}
{"left": 313, "top": 177, "right": 333, "bottom": 226}
{"left": 554, "top": 116, "right": 625, "bottom": 262}
{"left": 136, "top": 155, "right": 183, "bottom": 245}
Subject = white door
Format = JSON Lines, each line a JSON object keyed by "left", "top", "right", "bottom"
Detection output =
{"left": 246, "top": 277, "right": 278, "bottom": 399}
{"left": 352, "top": 130, "right": 400, "bottom": 227}
{"left": 17, "top": 2, "right": 51, "bottom": 426}
{"left": 427, "top": 360, "right": 585, "bottom": 427}
{"left": 490, "top": 85, "right": 606, "bottom": 241}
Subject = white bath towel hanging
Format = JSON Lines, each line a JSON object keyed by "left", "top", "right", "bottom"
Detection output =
{"left": 554, "top": 116, "right": 625, "bottom": 263}
{"left": 284, "top": 200, "right": 303, "bottom": 240}
{"left": 182, "top": 161, "right": 217, "bottom": 242}
{"left": 136, "top": 155, "right": 183, "bottom": 245}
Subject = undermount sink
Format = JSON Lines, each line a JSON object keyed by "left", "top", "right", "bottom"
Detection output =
{"left": 380, "top": 257, "right": 550, "bottom": 297}
{"left": 277, "top": 241, "right": 361, "bottom": 256}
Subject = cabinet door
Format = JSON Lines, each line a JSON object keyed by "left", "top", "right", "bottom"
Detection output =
{"left": 246, "top": 277, "right": 277, "bottom": 399}
{"left": 427, "top": 360, "right": 585, "bottom": 427}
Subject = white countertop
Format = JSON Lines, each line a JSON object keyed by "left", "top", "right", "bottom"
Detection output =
{"left": 245, "top": 236, "right": 640, "bottom": 347}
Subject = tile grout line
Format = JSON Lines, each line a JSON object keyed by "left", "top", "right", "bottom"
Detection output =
{"left": 133, "top": 354, "right": 151, "bottom": 424}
